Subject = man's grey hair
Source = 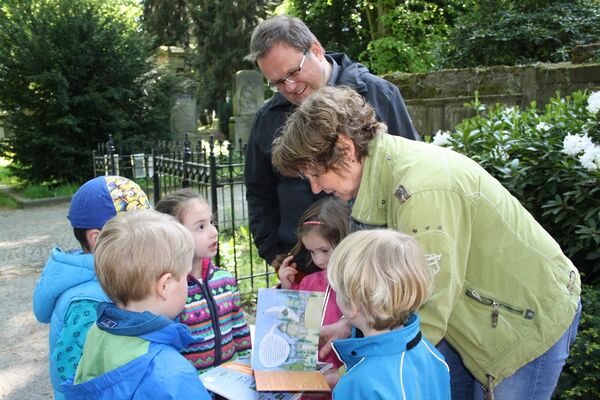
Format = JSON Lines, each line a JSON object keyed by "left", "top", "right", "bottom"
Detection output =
{"left": 245, "top": 15, "right": 321, "bottom": 62}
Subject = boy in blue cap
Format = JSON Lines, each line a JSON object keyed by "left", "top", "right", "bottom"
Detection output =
{"left": 33, "top": 175, "right": 151, "bottom": 400}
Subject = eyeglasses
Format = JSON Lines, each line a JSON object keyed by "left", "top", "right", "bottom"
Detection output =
{"left": 268, "top": 49, "right": 308, "bottom": 92}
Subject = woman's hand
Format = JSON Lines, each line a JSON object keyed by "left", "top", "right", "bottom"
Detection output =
{"left": 277, "top": 255, "right": 298, "bottom": 289}
{"left": 319, "top": 317, "right": 352, "bottom": 360}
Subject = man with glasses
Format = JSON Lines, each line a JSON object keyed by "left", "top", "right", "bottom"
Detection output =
{"left": 244, "top": 14, "right": 419, "bottom": 278}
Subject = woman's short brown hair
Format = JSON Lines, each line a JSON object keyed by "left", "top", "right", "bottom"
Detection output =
{"left": 272, "top": 85, "right": 383, "bottom": 177}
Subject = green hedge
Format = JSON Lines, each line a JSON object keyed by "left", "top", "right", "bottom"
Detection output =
{"left": 440, "top": 0, "right": 600, "bottom": 68}
{"left": 555, "top": 284, "right": 600, "bottom": 399}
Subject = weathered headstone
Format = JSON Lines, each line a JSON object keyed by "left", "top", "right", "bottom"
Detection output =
{"left": 154, "top": 46, "right": 200, "bottom": 141}
{"left": 230, "top": 70, "right": 264, "bottom": 144}
{"left": 171, "top": 85, "right": 198, "bottom": 140}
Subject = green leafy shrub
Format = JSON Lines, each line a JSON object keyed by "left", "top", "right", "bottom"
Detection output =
{"left": 432, "top": 90, "right": 600, "bottom": 283}
{"left": 554, "top": 284, "right": 600, "bottom": 399}
{"left": 441, "top": 0, "right": 600, "bottom": 68}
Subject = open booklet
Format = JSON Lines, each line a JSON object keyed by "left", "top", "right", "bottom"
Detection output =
{"left": 251, "top": 288, "right": 330, "bottom": 393}
{"left": 200, "top": 358, "right": 301, "bottom": 400}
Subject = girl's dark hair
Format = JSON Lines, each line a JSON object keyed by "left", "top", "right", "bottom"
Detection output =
{"left": 154, "top": 188, "right": 207, "bottom": 222}
{"left": 273, "top": 196, "right": 351, "bottom": 269}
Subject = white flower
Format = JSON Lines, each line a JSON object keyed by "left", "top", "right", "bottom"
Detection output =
{"left": 579, "top": 144, "right": 600, "bottom": 171}
{"left": 587, "top": 91, "right": 600, "bottom": 114}
{"left": 432, "top": 131, "right": 452, "bottom": 146}
{"left": 562, "top": 134, "right": 593, "bottom": 156}
{"left": 536, "top": 122, "right": 551, "bottom": 132}
{"left": 491, "top": 144, "right": 509, "bottom": 162}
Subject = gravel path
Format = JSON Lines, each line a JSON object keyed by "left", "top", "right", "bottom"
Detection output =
{"left": 0, "top": 202, "right": 77, "bottom": 400}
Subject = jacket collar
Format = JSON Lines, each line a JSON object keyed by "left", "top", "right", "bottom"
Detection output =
{"left": 96, "top": 303, "right": 195, "bottom": 350}
{"left": 332, "top": 314, "right": 421, "bottom": 370}
{"left": 352, "top": 132, "right": 400, "bottom": 226}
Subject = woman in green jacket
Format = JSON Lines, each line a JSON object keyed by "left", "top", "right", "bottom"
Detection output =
{"left": 272, "top": 85, "right": 581, "bottom": 400}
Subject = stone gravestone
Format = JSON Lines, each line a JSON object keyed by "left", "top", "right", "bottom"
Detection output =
{"left": 154, "top": 46, "right": 199, "bottom": 141}
{"left": 230, "top": 70, "right": 264, "bottom": 145}
{"left": 170, "top": 79, "right": 199, "bottom": 141}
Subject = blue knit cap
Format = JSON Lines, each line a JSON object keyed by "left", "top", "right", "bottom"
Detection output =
{"left": 67, "top": 176, "right": 151, "bottom": 229}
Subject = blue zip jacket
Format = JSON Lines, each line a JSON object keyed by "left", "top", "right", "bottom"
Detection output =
{"left": 33, "top": 247, "right": 110, "bottom": 399}
{"left": 61, "top": 303, "right": 211, "bottom": 399}
{"left": 332, "top": 314, "right": 450, "bottom": 400}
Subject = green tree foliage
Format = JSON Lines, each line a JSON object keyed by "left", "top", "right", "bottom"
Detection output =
{"left": 0, "top": 0, "right": 179, "bottom": 183}
{"left": 441, "top": 0, "right": 600, "bottom": 68}
{"left": 360, "top": 0, "right": 461, "bottom": 73}
{"left": 188, "top": 0, "right": 268, "bottom": 119}
{"left": 282, "top": 0, "right": 471, "bottom": 73}
{"left": 143, "top": 0, "right": 191, "bottom": 48}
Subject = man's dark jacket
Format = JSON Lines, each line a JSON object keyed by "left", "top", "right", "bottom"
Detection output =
{"left": 244, "top": 52, "right": 419, "bottom": 270}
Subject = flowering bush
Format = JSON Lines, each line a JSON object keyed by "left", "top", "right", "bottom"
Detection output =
{"left": 431, "top": 90, "right": 600, "bottom": 283}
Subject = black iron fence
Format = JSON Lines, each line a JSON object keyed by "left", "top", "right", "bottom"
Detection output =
{"left": 92, "top": 134, "right": 275, "bottom": 299}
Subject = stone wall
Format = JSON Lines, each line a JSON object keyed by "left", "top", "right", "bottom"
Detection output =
{"left": 385, "top": 62, "right": 600, "bottom": 136}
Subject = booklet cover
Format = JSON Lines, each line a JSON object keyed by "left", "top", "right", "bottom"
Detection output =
{"left": 200, "top": 358, "right": 301, "bottom": 400}
{"left": 252, "top": 288, "right": 330, "bottom": 393}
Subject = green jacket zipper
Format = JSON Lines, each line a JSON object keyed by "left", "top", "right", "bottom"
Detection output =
{"left": 465, "top": 288, "right": 536, "bottom": 328}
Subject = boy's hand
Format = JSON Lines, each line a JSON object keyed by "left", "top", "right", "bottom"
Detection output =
{"left": 319, "top": 317, "right": 352, "bottom": 359}
{"left": 278, "top": 255, "right": 298, "bottom": 289}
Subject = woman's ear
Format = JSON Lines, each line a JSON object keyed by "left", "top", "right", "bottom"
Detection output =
{"left": 156, "top": 273, "right": 173, "bottom": 301}
{"left": 336, "top": 135, "right": 357, "bottom": 161}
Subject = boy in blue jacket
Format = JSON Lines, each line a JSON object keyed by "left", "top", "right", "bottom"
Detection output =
{"left": 327, "top": 229, "right": 451, "bottom": 399}
{"left": 61, "top": 210, "right": 210, "bottom": 399}
{"left": 33, "top": 175, "right": 151, "bottom": 400}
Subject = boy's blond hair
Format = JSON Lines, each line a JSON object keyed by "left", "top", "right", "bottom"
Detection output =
{"left": 327, "top": 229, "right": 432, "bottom": 331}
{"left": 94, "top": 210, "right": 194, "bottom": 306}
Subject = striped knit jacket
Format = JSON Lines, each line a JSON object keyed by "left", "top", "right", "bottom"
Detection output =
{"left": 179, "top": 258, "right": 252, "bottom": 374}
